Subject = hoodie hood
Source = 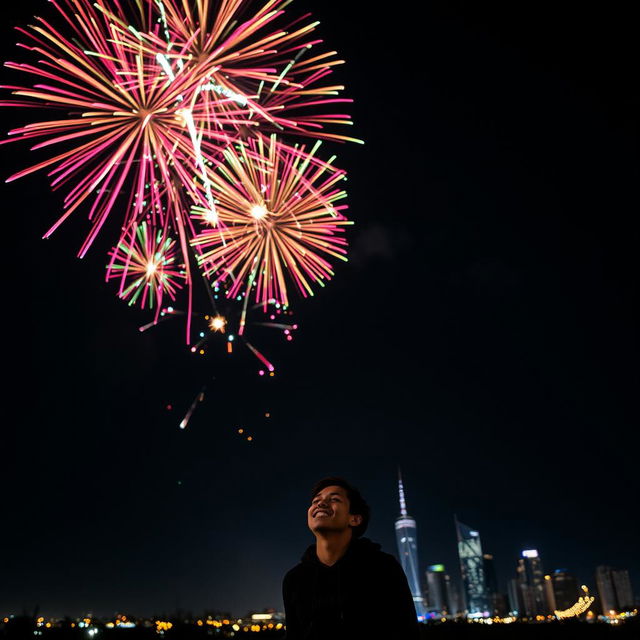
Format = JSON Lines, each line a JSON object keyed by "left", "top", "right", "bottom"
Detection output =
{"left": 301, "top": 537, "right": 382, "bottom": 566}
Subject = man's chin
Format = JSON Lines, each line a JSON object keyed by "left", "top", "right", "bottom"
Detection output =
{"left": 310, "top": 522, "right": 347, "bottom": 535}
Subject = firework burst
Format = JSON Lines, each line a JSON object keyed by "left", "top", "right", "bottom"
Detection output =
{"left": 190, "top": 134, "right": 351, "bottom": 307}
{"left": 122, "top": 0, "right": 363, "bottom": 144}
{"left": 106, "top": 220, "right": 185, "bottom": 315}
{"left": 0, "top": 0, "right": 223, "bottom": 257}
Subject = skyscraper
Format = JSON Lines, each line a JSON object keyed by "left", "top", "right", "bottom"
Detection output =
{"left": 484, "top": 553, "right": 508, "bottom": 616}
{"left": 395, "top": 470, "right": 426, "bottom": 619}
{"left": 612, "top": 570, "right": 634, "bottom": 611}
{"left": 483, "top": 554, "right": 498, "bottom": 598}
{"left": 455, "top": 518, "right": 489, "bottom": 617}
{"left": 507, "top": 577, "right": 525, "bottom": 616}
{"left": 551, "top": 569, "right": 579, "bottom": 610}
{"left": 516, "top": 549, "right": 549, "bottom": 616}
{"left": 446, "top": 576, "right": 463, "bottom": 616}
{"left": 543, "top": 574, "right": 557, "bottom": 612}
{"left": 426, "top": 564, "right": 448, "bottom": 615}
{"left": 596, "top": 566, "right": 617, "bottom": 613}
{"left": 596, "top": 566, "right": 635, "bottom": 613}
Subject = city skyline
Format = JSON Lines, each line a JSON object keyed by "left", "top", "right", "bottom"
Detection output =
{"left": 2, "top": 0, "right": 637, "bottom": 619}
{"left": 2, "top": 483, "right": 636, "bottom": 620}
{"left": 390, "top": 482, "right": 636, "bottom": 620}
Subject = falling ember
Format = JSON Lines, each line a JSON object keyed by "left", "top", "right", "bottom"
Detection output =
{"left": 179, "top": 387, "right": 206, "bottom": 429}
{"left": 244, "top": 340, "right": 275, "bottom": 372}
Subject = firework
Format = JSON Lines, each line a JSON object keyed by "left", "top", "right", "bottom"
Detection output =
{"left": 123, "top": 0, "right": 363, "bottom": 144}
{"left": 0, "top": 0, "right": 221, "bottom": 255}
{"left": 106, "top": 221, "right": 185, "bottom": 315}
{"left": 3, "top": 0, "right": 360, "bottom": 398}
{"left": 191, "top": 134, "right": 351, "bottom": 307}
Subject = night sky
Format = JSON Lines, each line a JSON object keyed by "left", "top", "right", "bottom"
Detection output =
{"left": 1, "top": 0, "right": 638, "bottom": 619}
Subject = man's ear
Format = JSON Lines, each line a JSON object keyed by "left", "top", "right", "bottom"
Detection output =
{"left": 350, "top": 514, "right": 363, "bottom": 528}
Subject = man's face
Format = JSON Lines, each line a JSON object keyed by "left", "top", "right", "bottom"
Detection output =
{"left": 307, "top": 485, "right": 362, "bottom": 534}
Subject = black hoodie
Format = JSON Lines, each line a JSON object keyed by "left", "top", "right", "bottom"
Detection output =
{"left": 282, "top": 537, "right": 420, "bottom": 640}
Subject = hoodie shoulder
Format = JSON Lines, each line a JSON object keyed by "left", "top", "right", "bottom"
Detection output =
{"left": 353, "top": 540, "right": 404, "bottom": 572}
{"left": 284, "top": 561, "right": 306, "bottom": 584}
{"left": 378, "top": 550, "right": 405, "bottom": 570}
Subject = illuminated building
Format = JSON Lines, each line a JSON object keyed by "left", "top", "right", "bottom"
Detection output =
{"left": 247, "top": 611, "right": 285, "bottom": 624}
{"left": 426, "top": 564, "right": 448, "bottom": 614}
{"left": 507, "top": 577, "right": 525, "bottom": 616}
{"left": 544, "top": 574, "right": 557, "bottom": 612}
{"left": 395, "top": 470, "right": 427, "bottom": 619}
{"left": 551, "top": 569, "right": 579, "bottom": 610}
{"left": 455, "top": 518, "right": 489, "bottom": 617}
{"left": 596, "top": 566, "right": 635, "bottom": 613}
{"left": 612, "top": 570, "right": 634, "bottom": 611}
{"left": 516, "top": 549, "right": 549, "bottom": 616}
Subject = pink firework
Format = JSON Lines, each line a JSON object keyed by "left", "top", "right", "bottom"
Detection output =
{"left": 127, "top": 0, "right": 363, "bottom": 144}
{"left": 191, "top": 134, "right": 351, "bottom": 308}
{"left": 1, "top": 0, "right": 222, "bottom": 256}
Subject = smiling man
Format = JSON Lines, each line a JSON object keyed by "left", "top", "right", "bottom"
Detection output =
{"left": 282, "top": 477, "right": 420, "bottom": 639}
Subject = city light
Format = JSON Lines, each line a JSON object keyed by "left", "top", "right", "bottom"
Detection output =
{"left": 554, "top": 595, "right": 595, "bottom": 619}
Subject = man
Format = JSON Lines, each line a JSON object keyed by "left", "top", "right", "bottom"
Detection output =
{"left": 283, "top": 477, "right": 420, "bottom": 639}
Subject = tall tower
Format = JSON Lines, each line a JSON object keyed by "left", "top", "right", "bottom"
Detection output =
{"left": 455, "top": 518, "right": 489, "bottom": 617}
{"left": 517, "top": 549, "right": 549, "bottom": 616}
{"left": 395, "top": 470, "right": 426, "bottom": 619}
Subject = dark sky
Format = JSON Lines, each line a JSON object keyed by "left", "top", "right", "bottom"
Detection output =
{"left": 1, "top": 0, "right": 638, "bottom": 619}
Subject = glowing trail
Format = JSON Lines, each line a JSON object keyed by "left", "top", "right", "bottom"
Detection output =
{"left": 179, "top": 386, "right": 206, "bottom": 429}
{"left": 179, "top": 107, "right": 218, "bottom": 224}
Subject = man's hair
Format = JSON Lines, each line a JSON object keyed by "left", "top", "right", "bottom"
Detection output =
{"left": 310, "top": 477, "right": 370, "bottom": 538}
